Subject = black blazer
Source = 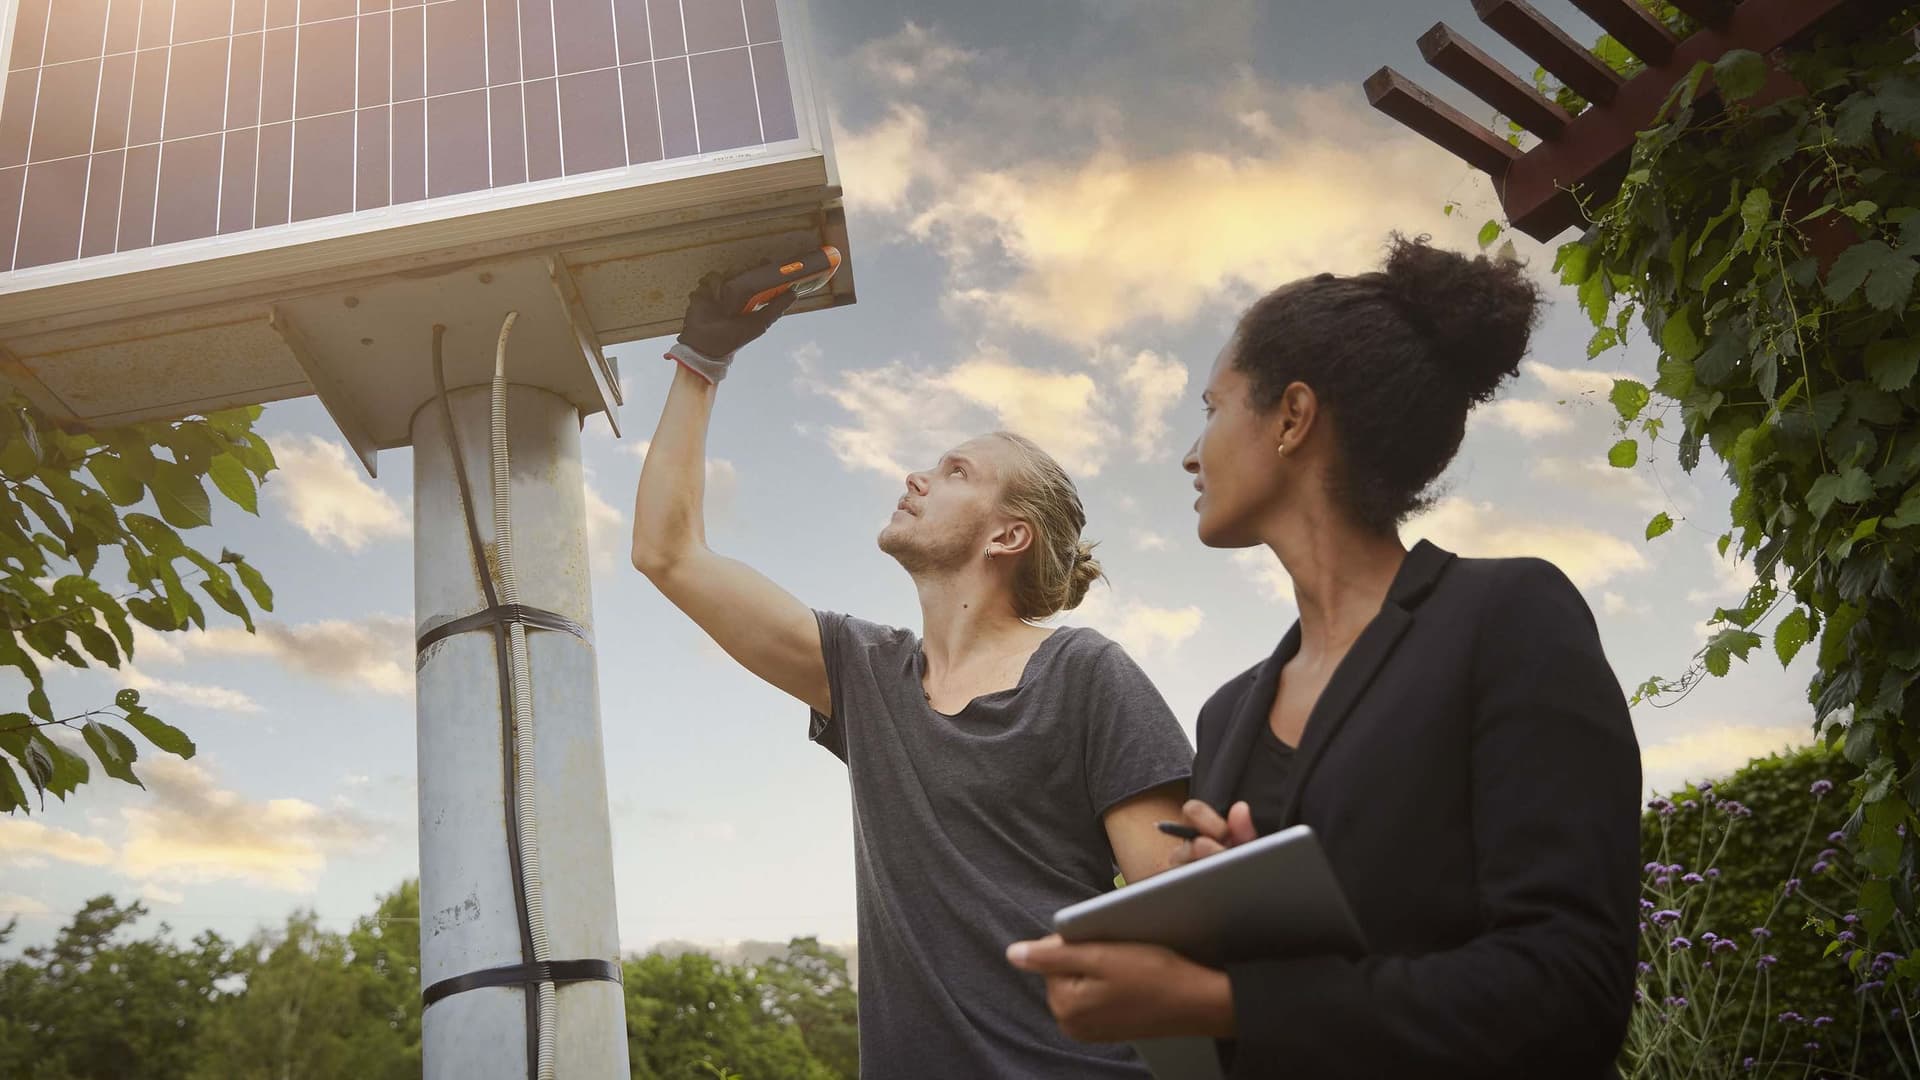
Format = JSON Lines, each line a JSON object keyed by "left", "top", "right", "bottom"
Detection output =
{"left": 1193, "top": 541, "right": 1641, "bottom": 1079}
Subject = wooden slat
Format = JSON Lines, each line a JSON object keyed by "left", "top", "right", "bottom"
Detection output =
{"left": 1669, "top": 0, "right": 1737, "bottom": 27}
{"left": 1568, "top": 0, "right": 1680, "bottom": 65}
{"left": 1501, "top": 0, "right": 1865, "bottom": 238}
{"left": 1363, "top": 67, "right": 1523, "bottom": 178}
{"left": 1419, "top": 23, "right": 1573, "bottom": 138}
{"left": 1472, "top": 0, "right": 1624, "bottom": 105}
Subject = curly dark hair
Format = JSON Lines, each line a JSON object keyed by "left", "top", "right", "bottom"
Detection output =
{"left": 1233, "top": 233, "right": 1542, "bottom": 533}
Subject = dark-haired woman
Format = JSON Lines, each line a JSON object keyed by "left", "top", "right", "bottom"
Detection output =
{"left": 1008, "top": 235, "right": 1643, "bottom": 1078}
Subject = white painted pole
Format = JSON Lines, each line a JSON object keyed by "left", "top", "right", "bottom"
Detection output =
{"left": 411, "top": 384, "right": 629, "bottom": 1079}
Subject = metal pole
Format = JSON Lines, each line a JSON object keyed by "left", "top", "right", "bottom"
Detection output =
{"left": 411, "top": 384, "right": 629, "bottom": 1078}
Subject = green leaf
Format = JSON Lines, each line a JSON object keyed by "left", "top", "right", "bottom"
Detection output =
{"left": 1775, "top": 608, "right": 1811, "bottom": 668}
{"left": 1610, "top": 379, "right": 1650, "bottom": 422}
{"left": 115, "top": 687, "right": 140, "bottom": 709}
{"left": 84, "top": 453, "right": 143, "bottom": 506}
{"left": 206, "top": 454, "right": 257, "bottom": 515}
{"left": 230, "top": 556, "right": 274, "bottom": 611}
{"left": 1553, "top": 241, "right": 1592, "bottom": 286}
{"left": 1893, "top": 486, "right": 1920, "bottom": 530}
{"left": 0, "top": 758, "right": 25, "bottom": 813}
{"left": 1704, "top": 642, "right": 1731, "bottom": 678}
{"left": 1716, "top": 533, "right": 1731, "bottom": 558}
{"left": 1808, "top": 467, "right": 1872, "bottom": 521}
{"left": 1608, "top": 439, "right": 1638, "bottom": 468}
{"left": 1712, "top": 48, "right": 1768, "bottom": 103}
{"left": 1826, "top": 241, "right": 1920, "bottom": 311}
{"left": 1477, "top": 220, "right": 1501, "bottom": 250}
{"left": 1645, "top": 512, "right": 1673, "bottom": 540}
{"left": 81, "top": 720, "right": 141, "bottom": 787}
{"left": 1660, "top": 308, "right": 1703, "bottom": 362}
{"left": 122, "top": 708, "right": 195, "bottom": 759}
{"left": 1861, "top": 878, "right": 1895, "bottom": 937}
{"left": 1737, "top": 186, "right": 1772, "bottom": 245}
{"left": 34, "top": 734, "right": 87, "bottom": 798}
{"left": 149, "top": 461, "right": 213, "bottom": 529}
{"left": 1865, "top": 338, "right": 1920, "bottom": 391}
{"left": 26, "top": 686, "right": 51, "bottom": 723}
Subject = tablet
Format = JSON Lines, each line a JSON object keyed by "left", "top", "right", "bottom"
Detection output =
{"left": 1053, "top": 824, "right": 1366, "bottom": 967}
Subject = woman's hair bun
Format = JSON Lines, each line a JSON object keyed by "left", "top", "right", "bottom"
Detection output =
{"left": 1380, "top": 232, "right": 1541, "bottom": 402}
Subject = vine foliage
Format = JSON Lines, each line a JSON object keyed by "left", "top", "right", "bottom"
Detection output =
{"left": 1555, "top": 8, "right": 1920, "bottom": 943}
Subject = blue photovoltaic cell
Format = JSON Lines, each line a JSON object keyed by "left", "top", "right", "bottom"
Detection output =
{"left": 0, "top": 0, "right": 802, "bottom": 273}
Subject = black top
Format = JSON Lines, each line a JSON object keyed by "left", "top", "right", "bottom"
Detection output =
{"left": 1232, "top": 725, "right": 1295, "bottom": 836}
{"left": 1191, "top": 541, "right": 1642, "bottom": 1080}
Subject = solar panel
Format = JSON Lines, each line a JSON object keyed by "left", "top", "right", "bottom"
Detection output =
{"left": 0, "top": 0, "right": 800, "bottom": 273}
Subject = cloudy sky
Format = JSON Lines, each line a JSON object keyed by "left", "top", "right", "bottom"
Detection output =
{"left": 2, "top": 0, "right": 1818, "bottom": 952}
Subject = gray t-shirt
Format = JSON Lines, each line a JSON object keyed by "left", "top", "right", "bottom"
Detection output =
{"left": 810, "top": 611, "right": 1195, "bottom": 1079}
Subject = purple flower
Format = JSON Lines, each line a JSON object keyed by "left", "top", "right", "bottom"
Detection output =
{"left": 1666, "top": 995, "right": 1689, "bottom": 1008}
{"left": 1649, "top": 798, "right": 1673, "bottom": 814}
{"left": 1813, "top": 1016, "right": 1833, "bottom": 1028}
{"left": 1838, "top": 930, "right": 1856, "bottom": 944}
{"left": 1640, "top": 898, "right": 1656, "bottom": 910}
{"left": 1856, "top": 981, "right": 1886, "bottom": 994}
{"left": 1721, "top": 800, "right": 1750, "bottom": 817}
{"left": 1843, "top": 914, "right": 1859, "bottom": 926}
{"left": 1812, "top": 861, "right": 1831, "bottom": 874}
{"left": 1667, "top": 862, "right": 1686, "bottom": 874}
{"left": 1670, "top": 937, "right": 1693, "bottom": 952}
{"left": 1702, "top": 931, "right": 1719, "bottom": 942}
{"left": 1634, "top": 988, "right": 1645, "bottom": 1003}
{"left": 1873, "top": 952, "right": 1901, "bottom": 974}
{"left": 1683, "top": 872, "right": 1705, "bottom": 885}
{"left": 1778, "top": 1010, "right": 1803, "bottom": 1023}
{"left": 1828, "top": 831, "right": 1845, "bottom": 844}
{"left": 1751, "top": 927, "right": 1773, "bottom": 940}
{"left": 1637, "top": 961, "right": 1654, "bottom": 975}
{"left": 1811, "top": 779, "right": 1833, "bottom": 797}
{"left": 1655, "top": 875, "right": 1672, "bottom": 888}
{"left": 1706, "top": 868, "right": 1721, "bottom": 880}
{"left": 1638, "top": 921, "right": 1647, "bottom": 933}
{"left": 1699, "top": 781, "right": 1714, "bottom": 794}
{"left": 1683, "top": 799, "right": 1699, "bottom": 811}
{"left": 1651, "top": 909, "right": 1683, "bottom": 925}
{"left": 1784, "top": 878, "right": 1801, "bottom": 896}
{"left": 1817, "top": 848, "right": 1840, "bottom": 862}
{"left": 1758, "top": 955, "right": 1779, "bottom": 969}
{"left": 1743, "top": 1058, "right": 1756, "bottom": 1070}
{"left": 1644, "top": 861, "right": 1663, "bottom": 874}
{"left": 1713, "top": 939, "right": 1739, "bottom": 953}
{"left": 1803, "top": 1042, "right": 1820, "bottom": 1052}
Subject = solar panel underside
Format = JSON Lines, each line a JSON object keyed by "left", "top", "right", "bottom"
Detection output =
{"left": 0, "top": 0, "right": 798, "bottom": 273}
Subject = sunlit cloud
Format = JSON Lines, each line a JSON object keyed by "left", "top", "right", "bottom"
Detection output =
{"left": 267, "top": 435, "right": 409, "bottom": 551}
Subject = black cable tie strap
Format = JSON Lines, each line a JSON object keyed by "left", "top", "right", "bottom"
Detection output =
{"left": 421, "top": 958, "right": 623, "bottom": 1010}
{"left": 415, "top": 604, "right": 593, "bottom": 655}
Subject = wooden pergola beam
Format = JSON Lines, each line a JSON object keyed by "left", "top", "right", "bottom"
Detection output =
{"left": 1419, "top": 23, "right": 1574, "bottom": 138}
{"left": 1669, "top": 0, "right": 1738, "bottom": 27}
{"left": 1567, "top": 0, "right": 1680, "bottom": 66}
{"left": 1472, "top": 0, "right": 1624, "bottom": 105}
{"left": 1367, "top": 0, "right": 1902, "bottom": 241}
{"left": 1363, "top": 67, "right": 1524, "bottom": 178}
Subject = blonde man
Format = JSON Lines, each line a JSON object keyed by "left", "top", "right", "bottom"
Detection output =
{"left": 631, "top": 280, "right": 1193, "bottom": 1077}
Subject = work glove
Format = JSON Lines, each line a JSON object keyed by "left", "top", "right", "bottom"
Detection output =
{"left": 664, "top": 271, "right": 799, "bottom": 383}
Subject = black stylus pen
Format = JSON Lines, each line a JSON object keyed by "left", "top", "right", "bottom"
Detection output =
{"left": 1157, "top": 821, "right": 1202, "bottom": 840}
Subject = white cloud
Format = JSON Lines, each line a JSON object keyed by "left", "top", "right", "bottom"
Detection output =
{"left": 834, "top": 106, "right": 933, "bottom": 213}
{"left": 1105, "top": 348, "right": 1190, "bottom": 460}
{"left": 117, "top": 758, "right": 387, "bottom": 892}
{"left": 1133, "top": 530, "right": 1170, "bottom": 552}
{"left": 940, "top": 355, "right": 1110, "bottom": 476}
{"left": 627, "top": 441, "right": 741, "bottom": 517}
{"left": 1405, "top": 497, "right": 1647, "bottom": 590}
{"left": 132, "top": 618, "right": 415, "bottom": 697}
{"left": 197, "top": 618, "right": 414, "bottom": 695}
{"left": 836, "top": 79, "right": 1482, "bottom": 347}
{"left": 804, "top": 345, "right": 1186, "bottom": 481}
{"left": 1524, "top": 360, "right": 1635, "bottom": 399}
{"left": 583, "top": 477, "right": 627, "bottom": 574}
{"left": 267, "top": 435, "right": 409, "bottom": 551}
{"left": 1639, "top": 723, "right": 1812, "bottom": 796}
{"left": 1602, "top": 592, "right": 1647, "bottom": 617}
{"left": 853, "top": 22, "right": 979, "bottom": 88}
{"left": 0, "top": 818, "right": 115, "bottom": 867}
{"left": 120, "top": 665, "right": 261, "bottom": 713}
{"left": 0, "top": 894, "right": 50, "bottom": 918}
{"left": 135, "top": 881, "right": 185, "bottom": 905}
{"left": 1062, "top": 588, "right": 1204, "bottom": 657}
{"left": 1233, "top": 547, "right": 1295, "bottom": 604}
{"left": 1531, "top": 457, "right": 1672, "bottom": 514}
{"left": 1480, "top": 399, "right": 1574, "bottom": 438}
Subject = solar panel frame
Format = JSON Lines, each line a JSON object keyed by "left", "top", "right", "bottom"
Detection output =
{"left": 0, "top": 0, "right": 830, "bottom": 288}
